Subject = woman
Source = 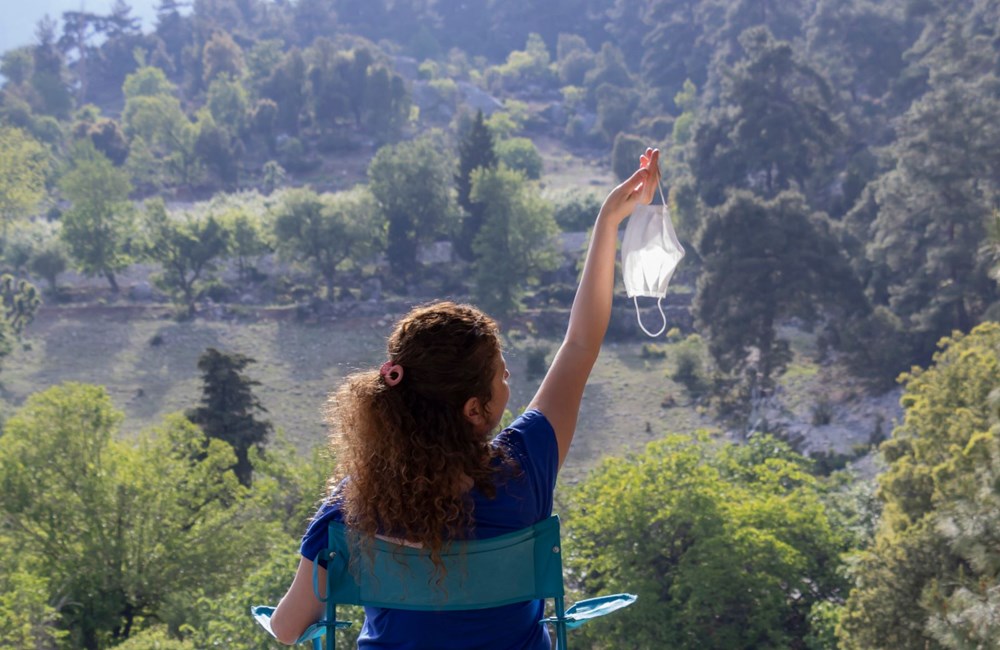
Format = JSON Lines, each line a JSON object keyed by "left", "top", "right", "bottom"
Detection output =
{"left": 270, "top": 148, "right": 661, "bottom": 648}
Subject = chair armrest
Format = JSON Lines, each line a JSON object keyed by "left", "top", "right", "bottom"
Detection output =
{"left": 541, "top": 593, "right": 638, "bottom": 630}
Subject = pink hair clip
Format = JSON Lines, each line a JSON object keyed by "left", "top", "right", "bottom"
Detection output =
{"left": 380, "top": 360, "right": 404, "bottom": 387}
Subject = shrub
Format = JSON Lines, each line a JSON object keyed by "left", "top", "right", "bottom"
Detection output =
{"left": 496, "top": 138, "right": 543, "bottom": 180}
{"left": 641, "top": 343, "right": 668, "bottom": 359}
{"left": 553, "top": 192, "right": 601, "bottom": 231}
{"left": 811, "top": 397, "right": 834, "bottom": 426}
{"left": 672, "top": 335, "right": 708, "bottom": 395}
{"left": 611, "top": 133, "right": 647, "bottom": 181}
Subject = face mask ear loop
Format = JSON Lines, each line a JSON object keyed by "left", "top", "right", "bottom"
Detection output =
{"left": 634, "top": 296, "right": 668, "bottom": 337}
{"left": 656, "top": 181, "right": 668, "bottom": 208}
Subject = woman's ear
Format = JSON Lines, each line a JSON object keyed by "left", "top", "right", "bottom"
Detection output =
{"left": 463, "top": 396, "right": 486, "bottom": 428}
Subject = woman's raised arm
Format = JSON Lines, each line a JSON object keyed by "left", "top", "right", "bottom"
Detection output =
{"left": 528, "top": 148, "right": 660, "bottom": 469}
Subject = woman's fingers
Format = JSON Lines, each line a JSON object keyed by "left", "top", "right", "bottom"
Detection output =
{"left": 647, "top": 149, "right": 660, "bottom": 201}
{"left": 640, "top": 147, "right": 654, "bottom": 168}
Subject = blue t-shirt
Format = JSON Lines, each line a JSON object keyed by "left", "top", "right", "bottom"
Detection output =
{"left": 300, "top": 409, "right": 559, "bottom": 650}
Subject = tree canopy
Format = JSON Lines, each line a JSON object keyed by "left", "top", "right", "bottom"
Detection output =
{"left": 839, "top": 323, "right": 1000, "bottom": 649}
{"left": 564, "top": 431, "right": 848, "bottom": 649}
{"left": 0, "top": 383, "right": 273, "bottom": 649}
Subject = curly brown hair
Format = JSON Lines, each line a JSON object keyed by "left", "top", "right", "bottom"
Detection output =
{"left": 324, "top": 301, "right": 512, "bottom": 573}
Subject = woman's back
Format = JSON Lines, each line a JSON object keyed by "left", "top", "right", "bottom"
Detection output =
{"left": 300, "top": 410, "right": 558, "bottom": 649}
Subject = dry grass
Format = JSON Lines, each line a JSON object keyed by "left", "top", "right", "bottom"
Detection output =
{"left": 3, "top": 305, "right": 713, "bottom": 484}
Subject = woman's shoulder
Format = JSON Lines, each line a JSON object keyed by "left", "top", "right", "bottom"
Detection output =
{"left": 493, "top": 409, "right": 556, "bottom": 457}
{"left": 300, "top": 487, "right": 347, "bottom": 562}
{"left": 490, "top": 409, "right": 558, "bottom": 494}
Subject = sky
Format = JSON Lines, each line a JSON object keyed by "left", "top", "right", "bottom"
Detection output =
{"left": 0, "top": 0, "right": 159, "bottom": 55}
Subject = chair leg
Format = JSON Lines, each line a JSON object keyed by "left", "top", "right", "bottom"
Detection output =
{"left": 554, "top": 596, "right": 568, "bottom": 650}
{"left": 326, "top": 603, "right": 336, "bottom": 650}
{"left": 312, "top": 638, "right": 321, "bottom": 650}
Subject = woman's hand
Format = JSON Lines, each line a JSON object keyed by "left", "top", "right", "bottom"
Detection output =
{"left": 599, "top": 148, "right": 661, "bottom": 226}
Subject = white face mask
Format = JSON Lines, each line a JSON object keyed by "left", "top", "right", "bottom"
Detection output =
{"left": 620, "top": 183, "right": 685, "bottom": 337}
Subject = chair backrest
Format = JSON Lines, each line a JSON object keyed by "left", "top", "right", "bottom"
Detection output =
{"left": 320, "top": 515, "right": 566, "bottom": 611}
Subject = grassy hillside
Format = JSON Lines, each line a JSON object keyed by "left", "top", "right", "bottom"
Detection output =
{"left": 2, "top": 303, "right": 716, "bottom": 483}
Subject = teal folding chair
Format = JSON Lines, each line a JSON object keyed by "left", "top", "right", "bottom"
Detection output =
{"left": 252, "top": 515, "right": 635, "bottom": 649}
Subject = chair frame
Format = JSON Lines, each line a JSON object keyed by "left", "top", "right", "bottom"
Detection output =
{"left": 253, "top": 515, "right": 634, "bottom": 649}
{"left": 315, "top": 515, "right": 570, "bottom": 650}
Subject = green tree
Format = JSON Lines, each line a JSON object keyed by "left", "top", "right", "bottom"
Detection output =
{"left": 250, "top": 99, "right": 279, "bottom": 153}
{"left": 839, "top": 324, "right": 1000, "bottom": 649}
{"left": 194, "top": 116, "right": 243, "bottom": 189}
{"left": 186, "top": 348, "right": 273, "bottom": 488}
{"left": 455, "top": 109, "right": 498, "bottom": 260}
{"left": 496, "top": 137, "right": 543, "bottom": 181}
{"left": 181, "top": 435, "right": 346, "bottom": 645}
{"left": 30, "top": 16, "right": 73, "bottom": 119}
{"left": 339, "top": 47, "right": 374, "bottom": 128}
{"left": 583, "top": 42, "right": 633, "bottom": 94}
{"left": 261, "top": 159, "right": 286, "bottom": 195}
{"left": 202, "top": 30, "right": 245, "bottom": 85}
{"left": 564, "top": 432, "right": 847, "bottom": 649}
{"left": 272, "top": 187, "right": 383, "bottom": 300}
{"left": 28, "top": 237, "right": 69, "bottom": 291}
{"left": 555, "top": 33, "right": 594, "bottom": 85}
{"left": 305, "top": 39, "right": 352, "bottom": 132}
{"left": 637, "top": 0, "right": 714, "bottom": 106}
{"left": 0, "top": 383, "right": 268, "bottom": 648}
{"left": 218, "top": 207, "right": 270, "bottom": 283}
{"left": 470, "top": 165, "right": 559, "bottom": 316}
{"left": 691, "top": 27, "right": 840, "bottom": 207}
{"left": 611, "top": 132, "right": 647, "bottom": 182}
{"left": 59, "top": 141, "right": 134, "bottom": 292}
{"left": 0, "top": 552, "right": 63, "bottom": 649}
{"left": 694, "top": 191, "right": 862, "bottom": 387}
{"left": 122, "top": 63, "right": 175, "bottom": 98}
{"left": 804, "top": 0, "right": 911, "bottom": 108}
{"left": 0, "top": 125, "right": 48, "bottom": 240}
{"left": 77, "top": 117, "right": 130, "bottom": 166}
{"left": 0, "top": 274, "right": 41, "bottom": 369}
{"left": 0, "top": 47, "right": 34, "bottom": 87}
{"left": 206, "top": 74, "right": 249, "bottom": 135}
{"left": 594, "top": 82, "right": 639, "bottom": 143}
{"left": 141, "top": 199, "right": 229, "bottom": 316}
{"left": 122, "top": 65, "right": 201, "bottom": 186}
{"left": 862, "top": 74, "right": 1000, "bottom": 360}
{"left": 363, "top": 62, "right": 410, "bottom": 139}
{"left": 712, "top": 0, "right": 807, "bottom": 62}
{"left": 368, "top": 135, "right": 457, "bottom": 284}
{"left": 262, "top": 48, "right": 307, "bottom": 135}
{"left": 125, "top": 135, "right": 164, "bottom": 192}
{"left": 489, "top": 33, "right": 556, "bottom": 91}
{"left": 245, "top": 39, "right": 285, "bottom": 97}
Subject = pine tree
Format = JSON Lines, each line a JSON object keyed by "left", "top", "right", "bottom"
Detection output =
{"left": 187, "top": 348, "right": 272, "bottom": 487}
{"left": 455, "top": 110, "right": 497, "bottom": 260}
{"left": 691, "top": 27, "right": 840, "bottom": 208}
{"left": 694, "top": 191, "right": 862, "bottom": 387}
{"left": 862, "top": 61, "right": 1000, "bottom": 362}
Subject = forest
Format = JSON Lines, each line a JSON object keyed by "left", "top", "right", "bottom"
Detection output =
{"left": 0, "top": 0, "right": 999, "bottom": 648}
